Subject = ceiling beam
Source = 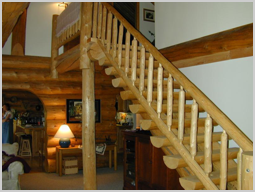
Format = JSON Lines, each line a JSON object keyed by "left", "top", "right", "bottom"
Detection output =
{"left": 159, "top": 23, "right": 253, "bottom": 68}
{"left": 2, "top": 2, "right": 30, "bottom": 47}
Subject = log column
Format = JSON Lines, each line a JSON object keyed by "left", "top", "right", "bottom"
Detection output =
{"left": 80, "top": 2, "right": 96, "bottom": 190}
{"left": 51, "top": 14, "right": 58, "bottom": 79}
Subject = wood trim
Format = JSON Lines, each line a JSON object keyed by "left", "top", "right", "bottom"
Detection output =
{"left": 11, "top": 8, "right": 27, "bottom": 56}
{"left": 159, "top": 23, "right": 253, "bottom": 68}
{"left": 101, "top": 2, "right": 253, "bottom": 152}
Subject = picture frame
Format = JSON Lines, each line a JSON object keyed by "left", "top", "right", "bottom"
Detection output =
{"left": 66, "top": 99, "right": 101, "bottom": 123}
{"left": 143, "top": 9, "right": 155, "bottom": 22}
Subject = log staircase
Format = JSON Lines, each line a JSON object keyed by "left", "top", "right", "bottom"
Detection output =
{"left": 54, "top": 2, "right": 253, "bottom": 190}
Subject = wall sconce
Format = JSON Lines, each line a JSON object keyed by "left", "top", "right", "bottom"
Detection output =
{"left": 58, "top": 2, "right": 68, "bottom": 8}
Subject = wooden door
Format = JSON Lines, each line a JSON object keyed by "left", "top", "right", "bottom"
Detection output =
{"left": 137, "top": 137, "right": 152, "bottom": 190}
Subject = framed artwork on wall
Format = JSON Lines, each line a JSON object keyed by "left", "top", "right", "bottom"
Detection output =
{"left": 66, "top": 99, "right": 101, "bottom": 123}
{"left": 143, "top": 9, "right": 155, "bottom": 22}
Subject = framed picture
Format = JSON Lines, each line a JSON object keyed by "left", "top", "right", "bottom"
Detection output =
{"left": 66, "top": 99, "right": 101, "bottom": 123}
{"left": 143, "top": 9, "right": 155, "bottom": 22}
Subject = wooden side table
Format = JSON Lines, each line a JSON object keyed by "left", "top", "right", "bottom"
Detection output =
{"left": 56, "top": 144, "right": 117, "bottom": 176}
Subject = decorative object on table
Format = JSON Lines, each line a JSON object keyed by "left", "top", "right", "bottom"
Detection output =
{"left": 54, "top": 124, "right": 74, "bottom": 148}
{"left": 95, "top": 143, "right": 106, "bottom": 155}
{"left": 143, "top": 9, "right": 155, "bottom": 22}
{"left": 66, "top": 99, "right": 101, "bottom": 123}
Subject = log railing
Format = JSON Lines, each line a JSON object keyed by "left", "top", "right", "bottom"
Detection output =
{"left": 52, "top": 2, "right": 253, "bottom": 190}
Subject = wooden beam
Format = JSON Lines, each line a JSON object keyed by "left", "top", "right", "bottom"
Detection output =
{"left": 80, "top": 2, "right": 97, "bottom": 190}
{"left": 11, "top": 8, "right": 27, "bottom": 56}
{"left": 2, "top": 55, "right": 51, "bottom": 69}
{"left": 2, "top": 2, "right": 30, "bottom": 47}
{"left": 159, "top": 23, "right": 253, "bottom": 68}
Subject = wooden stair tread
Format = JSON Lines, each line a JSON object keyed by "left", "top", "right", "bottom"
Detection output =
{"left": 130, "top": 104, "right": 205, "bottom": 114}
{"left": 179, "top": 167, "right": 237, "bottom": 190}
{"left": 120, "top": 90, "right": 193, "bottom": 100}
{"left": 150, "top": 132, "right": 226, "bottom": 148}
{"left": 164, "top": 148, "right": 239, "bottom": 169}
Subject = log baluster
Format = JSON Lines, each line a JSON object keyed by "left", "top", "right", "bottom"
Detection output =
{"left": 237, "top": 148, "right": 243, "bottom": 190}
{"left": 190, "top": 99, "right": 198, "bottom": 159}
{"left": 167, "top": 74, "right": 173, "bottom": 131}
{"left": 97, "top": 3, "right": 102, "bottom": 39}
{"left": 124, "top": 31, "right": 130, "bottom": 76}
{"left": 220, "top": 130, "right": 228, "bottom": 190}
{"left": 139, "top": 45, "right": 145, "bottom": 95}
{"left": 147, "top": 54, "right": 154, "bottom": 106}
{"left": 178, "top": 86, "right": 185, "bottom": 143}
{"left": 241, "top": 151, "right": 253, "bottom": 190}
{"left": 112, "top": 17, "right": 118, "bottom": 58}
{"left": 92, "top": 2, "right": 98, "bottom": 38}
{"left": 117, "top": 24, "right": 123, "bottom": 68}
{"left": 204, "top": 114, "right": 213, "bottom": 176}
{"left": 131, "top": 38, "right": 137, "bottom": 86}
{"left": 101, "top": 6, "right": 107, "bottom": 44}
{"left": 157, "top": 63, "right": 163, "bottom": 118}
{"left": 106, "top": 12, "right": 113, "bottom": 52}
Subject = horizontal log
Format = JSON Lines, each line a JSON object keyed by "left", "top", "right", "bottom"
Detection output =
{"left": 164, "top": 148, "right": 239, "bottom": 169}
{"left": 47, "top": 147, "right": 56, "bottom": 159}
{"left": 2, "top": 55, "right": 51, "bottom": 69}
{"left": 47, "top": 159, "right": 56, "bottom": 173}
{"left": 179, "top": 167, "right": 237, "bottom": 190}
{"left": 141, "top": 118, "right": 218, "bottom": 130}
{"left": 45, "top": 105, "right": 66, "bottom": 120}
{"left": 150, "top": 132, "right": 225, "bottom": 148}
{"left": 120, "top": 90, "right": 192, "bottom": 101}
{"left": 160, "top": 23, "right": 253, "bottom": 68}
{"left": 2, "top": 68, "right": 82, "bottom": 82}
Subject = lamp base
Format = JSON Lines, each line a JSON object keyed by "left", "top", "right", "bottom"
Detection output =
{"left": 59, "top": 138, "right": 70, "bottom": 148}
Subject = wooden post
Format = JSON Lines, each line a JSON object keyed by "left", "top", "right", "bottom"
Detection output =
{"left": 157, "top": 64, "right": 163, "bottom": 118}
{"left": 131, "top": 38, "right": 137, "bottom": 85}
{"left": 51, "top": 14, "right": 58, "bottom": 79}
{"left": 167, "top": 74, "right": 173, "bottom": 131}
{"left": 101, "top": 6, "right": 107, "bottom": 44}
{"left": 117, "top": 24, "right": 124, "bottom": 68}
{"left": 139, "top": 45, "right": 145, "bottom": 95}
{"left": 124, "top": 31, "right": 130, "bottom": 76}
{"left": 237, "top": 148, "right": 243, "bottom": 190}
{"left": 11, "top": 8, "right": 27, "bottom": 56}
{"left": 190, "top": 99, "right": 198, "bottom": 158}
{"left": 112, "top": 17, "right": 118, "bottom": 58}
{"left": 147, "top": 54, "right": 154, "bottom": 106}
{"left": 106, "top": 12, "right": 113, "bottom": 52}
{"left": 178, "top": 86, "right": 185, "bottom": 143}
{"left": 241, "top": 151, "right": 253, "bottom": 190}
{"left": 80, "top": 2, "right": 96, "bottom": 190}
{"left": 220, "top": 130, "right": 228, "bottom": 190}
{"left": 204, "top": 114, "right": 212, "bottom": 176}
{"left": 92, "top": 2, "right": 98, "bottom": 38}
{"left": 97, "top": 3, "right": 102, "bottom": 39}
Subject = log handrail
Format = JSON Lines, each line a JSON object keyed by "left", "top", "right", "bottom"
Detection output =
{"left": 101, "top": 2, "right": 253, "bottom": 152}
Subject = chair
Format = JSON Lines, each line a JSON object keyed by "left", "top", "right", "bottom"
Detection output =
{"left": 2, "top": 142, "right": 24, "bottom": 190}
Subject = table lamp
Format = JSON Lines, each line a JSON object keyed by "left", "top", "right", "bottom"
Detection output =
{"left": 54, "top": 124, "right": 74, "bottom": 148}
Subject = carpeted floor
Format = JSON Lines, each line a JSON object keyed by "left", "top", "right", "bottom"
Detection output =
{"left": 20, "top": 165, "right": 123, "bottom": 190}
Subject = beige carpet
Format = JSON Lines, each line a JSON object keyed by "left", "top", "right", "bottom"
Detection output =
{"left": 20, "top": 165, "right": 123, "bottom": 190}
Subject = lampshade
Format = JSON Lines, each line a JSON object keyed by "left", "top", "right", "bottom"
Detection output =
{"left": 54, "top": 124, "right": 74, "bottom": 139}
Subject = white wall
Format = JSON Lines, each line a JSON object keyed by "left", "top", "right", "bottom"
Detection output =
{"left": 139, "top": 2, "right": 155, "bottom": 43}
{"left": 2, "top": 2, "right": 65, "bottom": 56}
{"left": 155, "top": 2, "right": 253, "bottom": 147}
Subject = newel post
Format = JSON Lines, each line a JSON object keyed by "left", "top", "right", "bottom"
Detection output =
{"left": 80, "top": 2, "right": 97, "bottom": 190}
{"left": 241, "top": 151, "right": 253, "bottom": 190}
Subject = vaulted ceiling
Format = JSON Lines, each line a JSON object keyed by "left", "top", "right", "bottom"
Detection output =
{"left": 2, "top": 2, "right": 30, "bottom": 47}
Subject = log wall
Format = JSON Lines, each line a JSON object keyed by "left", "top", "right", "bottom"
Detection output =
{"left": 2, "top": 55, "right": 122, "bottom": 172}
